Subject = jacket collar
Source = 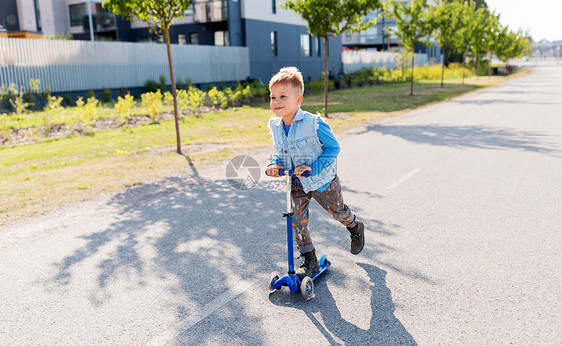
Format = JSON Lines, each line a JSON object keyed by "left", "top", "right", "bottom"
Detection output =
{"left": 271, "top": 108, "right": 304, "bottom": 127}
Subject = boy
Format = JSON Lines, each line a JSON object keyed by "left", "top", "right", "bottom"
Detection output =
{"left": 266, "top": 67, "right": 365, "bottom": 279}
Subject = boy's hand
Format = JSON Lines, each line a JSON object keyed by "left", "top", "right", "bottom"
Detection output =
{"left": 294, "top": 165, "right": 312, "bottom": 178}
{"left": 266, "top": 164, "right": 284, "bottom": 178}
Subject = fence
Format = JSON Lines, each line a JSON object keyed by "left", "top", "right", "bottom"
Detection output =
{"left": 342, "top": 50, "right": 430, "bottom": 74}
{"left": 0, "top": 38, "right": 250, "bottom": 93}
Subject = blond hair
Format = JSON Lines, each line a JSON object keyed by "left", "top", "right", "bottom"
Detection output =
{"left": 269, "top": 66, "right": 304, "bottom": 95}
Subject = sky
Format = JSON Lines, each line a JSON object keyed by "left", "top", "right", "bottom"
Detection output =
{"left": 485, "top": 0, "right": 562, "bottom": 41}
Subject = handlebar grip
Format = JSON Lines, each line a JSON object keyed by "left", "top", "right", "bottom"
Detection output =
{"left": 264, "top": 169, "right": 311, "bottom": 177}
{"left": 278, "top": 169, "right": 311, "bottom": 178}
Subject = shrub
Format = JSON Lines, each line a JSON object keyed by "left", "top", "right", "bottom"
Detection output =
{"left": 163, "top": 91, "right": 174, "bottom": 106}
{"left": 115, "top": 93, "right": 136, "bottom": 125}
{"left": 187, "top": 87, "right": 206, "bottom": 116}
{"left": 85, "top": 89, "right": 95, "bottom": 99}
{"left": 176, "top": 89, "right": 189, "bottom": 111}
{"left": 306, "top": 77, "right": 326, "bottom": 94}
{"left": 144, "top": 79, "right": 159, "bottom": 93}
{"left": 75, "top": 96, "right": 98, "bottom": 132}
{"left": 0, "top": 112, "right": 9, "bottom": 131}
{"left": 159, "top": 75, "right": 167, "bottom": 92}
{"left": 63, "top": 93, "right": 73, "bottom": 107}
{"left": 43, "top": 96, "right": 65, "bottom": 132}
{"left": 141, "top": 91, "right": 163, "bottom": 121}
{"left": 102, "top": 88, "right": 112, "bottom": 103}
{"left": 9, "top": 85, "right": 29, "bottom": 125}
{"left": 207, "top": 87, "right": 227, "bottom": 108}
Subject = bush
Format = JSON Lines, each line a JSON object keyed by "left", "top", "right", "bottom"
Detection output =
{"left": 187, "top": 87, "right": 206, "bottom": 115}
{"left": 144, "top": 79, "right": 159, "bottom": 93}
{"left": 85, "top": 89, "right": 95, "bottom": 99}
{"left": 141, "top": 91, "right": 163, "bottom": 122}
{"left": 75, "top": 96, "right": 98, "bottom": 132}
{"left": 102, "top": 88, "right": 112, "bottom": 103}
{"left": 159, "top": 75, "right": 167, "bottom": 92}
{"left": 115, "top": 93, "right": 136, "bottom": 125}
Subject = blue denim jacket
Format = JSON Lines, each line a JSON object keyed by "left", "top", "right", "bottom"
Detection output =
{"left": 268, "top": 109, "right": 337, "bottom": 193}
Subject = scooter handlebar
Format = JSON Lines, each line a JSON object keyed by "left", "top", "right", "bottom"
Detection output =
{"left": 265, "top": 168, "right": 311, "bottom": 177}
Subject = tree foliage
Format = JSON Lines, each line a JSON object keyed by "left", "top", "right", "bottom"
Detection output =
{"left": 284, "top": 0, "right": 382, "bottom": 116}
{"left": 430, "top": 0, "right": 466, "bottom": 87}
{"left": 102, "top": 0, "right": 193, "bottom": 154}
{"left": 385, "top": 0, "right": 434, "bottom": 96}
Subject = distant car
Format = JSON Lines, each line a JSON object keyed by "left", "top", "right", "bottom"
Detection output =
{"left": 522, "top": 56, "right": 530, "bottom": 62}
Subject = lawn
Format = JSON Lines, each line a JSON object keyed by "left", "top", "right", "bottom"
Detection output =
{"left": 0, "top": 74, "right": 526, "bottom": 224}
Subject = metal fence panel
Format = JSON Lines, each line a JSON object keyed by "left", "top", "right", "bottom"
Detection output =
{"left": 0, "top": 38, "right": 250, "bottom": 93}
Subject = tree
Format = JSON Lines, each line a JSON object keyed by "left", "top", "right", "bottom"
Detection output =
{"left": 466, "top": 6, "right": 498, "bottom": 79}
{"left": 102, "top": 0, "right": 192, "bottom": 154}
{"left": 284, "top": 0, "right": 382, "bottom": 117}
{"left": 385, "top": 0, "right": 434, "bottom": 96}
{"left": 430, "top": 0, "right": 465, "bottom": 87}
{"left": 492, "top": 27, "right": 527, "bottom": 66}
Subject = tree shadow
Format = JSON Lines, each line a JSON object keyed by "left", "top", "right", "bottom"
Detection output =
{"left": 269, "top": 263, "right": 418, "bottom": 345}
{"left": 43, "top": 171, "right": 417, "bottom": 343}
{"left": 361, "top": 123, "right": 561, "bottom": 157}
{"left": 454, "top": 99, "right": 556, "bottom": 106}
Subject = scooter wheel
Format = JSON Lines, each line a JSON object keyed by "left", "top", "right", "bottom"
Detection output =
{"left": 300, "top": 276, "right": 314, "bottom": 301}
{"left": 319, "top": 254, "right": 327, "bottom": 266}
{"left": 266, "top": 271, "right": 280, "bottom": 294}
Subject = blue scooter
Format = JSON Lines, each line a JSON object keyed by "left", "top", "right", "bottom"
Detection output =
{"left": 265, "top": 168, "right": 331, "bottom": 300}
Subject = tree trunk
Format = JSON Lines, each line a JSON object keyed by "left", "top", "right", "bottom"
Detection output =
{"left": 410, "top": 50, "right": 415, "bottom": 96}
{"left": 441, "top": 46, "right": 446, "bottom": 88}
{"left": 476, "top": 53, "right": 480, "bottom": 80}
{"left": 488, "top": 53, "right": 492, "bottom": 78}
{"left": 461, "top": 51, "right": 466, "bottom": 85}
{"left": 164, "top": 28, "right": 182, "bottom": 155}
{"left": 323, "top": 34, "right": 329, "bottom": 118}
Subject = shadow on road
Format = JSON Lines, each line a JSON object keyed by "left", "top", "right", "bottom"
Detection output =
{"left": 43, "top": 170, "right": 425, "bottom": 343}
{"left": 268, "top": 263, "right": 418, "bottom": 345}
{"left": 362, "top": 123, "right": 561, "bottom": 157}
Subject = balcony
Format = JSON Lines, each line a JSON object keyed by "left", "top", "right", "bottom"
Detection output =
{"left": 82, "top": 11, "right": 117, "bottom": 33}
{"left": 194, "top": 0, "right": 228, "bottom": 23}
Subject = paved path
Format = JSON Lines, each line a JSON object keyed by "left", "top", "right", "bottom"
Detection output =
{"left": 1, "top": 65, "right": 561, "bottom": 345}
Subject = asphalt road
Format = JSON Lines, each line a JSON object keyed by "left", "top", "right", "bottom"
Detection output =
{"left": 1, "top": 64, "right": 561, "bottom": 345}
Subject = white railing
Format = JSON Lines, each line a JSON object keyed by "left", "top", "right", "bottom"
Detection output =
{"left": 0, "top": 38, "right": 250, "bottom": 93}
{"left": 342, "top": 50, "right": 429, "bottom": 74}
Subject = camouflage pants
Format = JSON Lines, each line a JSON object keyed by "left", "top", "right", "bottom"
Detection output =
{"left": 291, "top": 175, "right": 357, "bottom": 253}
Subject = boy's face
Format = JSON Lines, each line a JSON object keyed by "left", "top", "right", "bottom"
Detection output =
{"left": 270, "top": 83, "right": 303, "bottom": 123}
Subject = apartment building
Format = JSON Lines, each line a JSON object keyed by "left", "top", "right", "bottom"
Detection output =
{"left": 342, "top": 1, "right": 441, "bottom": 62}
{"left": 2, "top": 0, "right": 342, "bottom": 83}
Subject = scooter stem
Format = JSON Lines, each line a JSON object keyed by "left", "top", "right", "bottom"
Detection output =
{"left": 284, "top": 170, "right": 295, "bottom": 274}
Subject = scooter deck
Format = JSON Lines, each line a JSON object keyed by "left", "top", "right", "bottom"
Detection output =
{"left": 309, "top": 258, "right": 331, "bottom": 282}
{"left": 272, "top": 257, "right": 331, "bottom": 293}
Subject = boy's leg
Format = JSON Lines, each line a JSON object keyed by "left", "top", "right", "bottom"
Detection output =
{"left": 312, "top": 176, "right": 357, "bottom": 227}
{"left": 312, "top": 176, "right": 365, "bottom": 254}
{"left": 291, "top": 179, "right": 314, "bottom": 254}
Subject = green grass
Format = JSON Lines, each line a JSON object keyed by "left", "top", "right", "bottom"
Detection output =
{"left": 0, "top": 75, "right": 523, "bottom": 224}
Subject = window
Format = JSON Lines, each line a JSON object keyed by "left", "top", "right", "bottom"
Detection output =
{"left": 272, "top": 0, "right": 276, "bottom": 14}
{"left": 33, "top": 0, "right": 41, "bottom": 31}
{"left": 178, "top": 34, "right": 187, "bottom": 45}
{"left": 69, "top": 3, "right": 86, "bottom": 27}
{"left": 183, "top": 5, "right": 193, "bottom": 16}
{"left": 315, "top": 37, "right": 323, "bottom": 56}
{"left": 271, "top": 31, "right": 278, "bottom": 56}
{"left": 214, "top": 31, "right": 229, "bottom": 46}
{"left": 300, "top": 34, "right": 311, "bottom": 57}
{"left": 190, "top": 33, "right": 199, "bottom": 45}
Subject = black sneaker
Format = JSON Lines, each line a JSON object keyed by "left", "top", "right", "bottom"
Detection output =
{"left": 348, "top": 220, "right": 365, "bottom": 255}
{"left": 296, "top": 249, "right": 320, "bottom": 279}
